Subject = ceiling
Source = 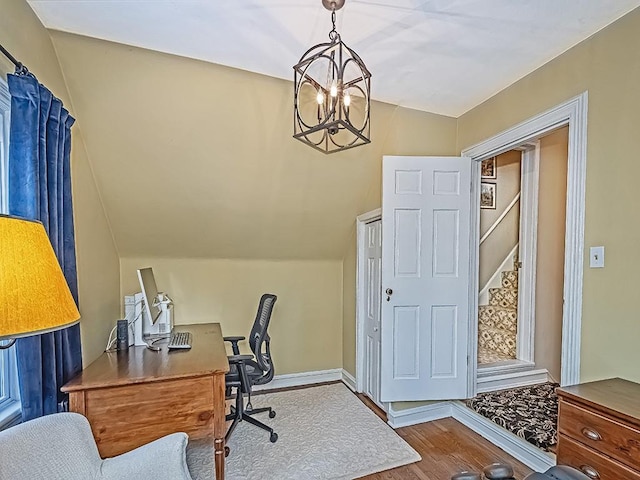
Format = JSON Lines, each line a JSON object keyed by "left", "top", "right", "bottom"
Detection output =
{"left": 27, "top": 0, "right": 640, "bottom": 117}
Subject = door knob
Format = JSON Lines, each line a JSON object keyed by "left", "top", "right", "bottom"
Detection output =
{"left": 385, "top": 288, "right": 393, "bottom": 301}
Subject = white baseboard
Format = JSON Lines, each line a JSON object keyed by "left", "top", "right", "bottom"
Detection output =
{"left": 341, "top": 369, "right": 357, "bottom": 391}
{"left": 451, "top": 402, "right": 556, "bottom": 472}
{"left": 253, "top": 368, "right": 342, "bottom": 391}
{"left": 477, "top": 368, "right": 549, "bottom": 394}
{"left": 385, "top": 399, "right": 555, "bottom": 471}
{"left": 387, "top": 402, "right": 453, "bottom": 429}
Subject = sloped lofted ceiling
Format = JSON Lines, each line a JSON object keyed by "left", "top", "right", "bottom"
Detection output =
{"left": 49, "top": 32, "right": 457, "bottom": 260}
{"left": 30, "top": 2, "right": 640, "bottom": 261}
{"left": 29, "top": 0, "right": 640, "bottom": 116}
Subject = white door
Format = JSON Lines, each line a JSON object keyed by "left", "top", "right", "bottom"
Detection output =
{"left": 381, "top": 156, "right": 472, "bottom": 402}
{"left": 363, "top": 220, "right": 383, "bottom": 407}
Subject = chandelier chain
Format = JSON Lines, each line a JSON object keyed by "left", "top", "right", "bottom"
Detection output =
{"left": 329, "top": 9, "right": 339, "bottom": 42}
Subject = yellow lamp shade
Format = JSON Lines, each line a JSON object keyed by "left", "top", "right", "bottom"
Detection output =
{"left": 0, "top": 214, "right": 80, "bottom": 341}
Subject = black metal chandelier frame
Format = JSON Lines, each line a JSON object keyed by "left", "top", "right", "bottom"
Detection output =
{"left": 293, "top": 0, "right": 371, "bottom": 154}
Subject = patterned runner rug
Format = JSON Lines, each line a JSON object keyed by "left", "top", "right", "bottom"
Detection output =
{"left": 465, "top": 382, "right": 559, "bottom": 451}
{"left": 187, "top": 383, "right": 420, "bottom": 479}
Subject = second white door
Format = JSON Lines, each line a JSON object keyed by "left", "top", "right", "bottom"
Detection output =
{"left": 363, "top": 219, "right": 383, "bottom": 407}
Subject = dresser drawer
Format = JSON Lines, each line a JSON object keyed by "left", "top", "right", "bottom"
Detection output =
{"left": 558, "top": 400, "right": 640, "bottom": 469}
{"left": 558, "top": 434, "right": 640, "bottom": 480}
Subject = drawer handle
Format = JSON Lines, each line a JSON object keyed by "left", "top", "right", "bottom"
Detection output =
{"left": 581, "top": 427, "right": 602, "bottom": 441}
{"left": 579, "top": 465, "right": 601, "bottom": 479}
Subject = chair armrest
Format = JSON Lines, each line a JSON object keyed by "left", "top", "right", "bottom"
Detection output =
{"left": 226, "top": 354, "right": 255, "bottom": 392}
{"left": 100, "top": 433, "right": 192, "bottom": 480}
{"left": 223, "top": 336, "right": 246, "bottom": 342}
{"left": 223, "top": 336, "right": 246, "bottom": 355}
{"left": 227, "top": 354, "right": 254, "bottom": 363}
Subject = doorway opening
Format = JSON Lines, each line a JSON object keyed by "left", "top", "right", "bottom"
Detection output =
{"left": 476, "top": 127, "right": 569, "bottom": 392}
{"left": 465, "top": 93, "right": 587, "bottom": 391}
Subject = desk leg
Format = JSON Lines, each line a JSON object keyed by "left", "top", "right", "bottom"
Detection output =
{"left": 214, "top": 438, "right": 225, "bottom": 479}
{"left": 213, "top": 374, "right": 226, "bottom": 480}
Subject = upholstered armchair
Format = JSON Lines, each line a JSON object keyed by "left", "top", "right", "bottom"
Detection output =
{"left": 0, "top": 412, "right": 192, "bottom": 480}
{"left": 452, "top": 463, "right": 589, "bottom": 480}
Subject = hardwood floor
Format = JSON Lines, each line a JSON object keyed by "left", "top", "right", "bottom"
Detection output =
{"left": 355, "top": 394, "right": 534, "bottom": 480}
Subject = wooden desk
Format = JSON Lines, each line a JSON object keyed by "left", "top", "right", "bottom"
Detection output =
{"left": 62, "top": 323, "right": 229, "bottom": 480}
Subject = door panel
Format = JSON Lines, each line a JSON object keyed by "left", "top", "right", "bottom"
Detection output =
{"left": 392, "top": 306, "right": 420, "bottom": 379}
{"left": 381, "top": 156, "right": 472, "bottom": 402}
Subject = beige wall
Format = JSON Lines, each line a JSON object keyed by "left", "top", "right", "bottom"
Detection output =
{"left": 534, "top": 128, "right": 568, "bottom": 382}
{"left": 49, "top": 32, "right": 458, "bottom": 263}
{"left": 47, "top": 33, "right": 459, "bottom": 378}
{"left": 41, "top": 31, "right": 458, "bottom": 379}
{"left": 458, "top": 7, "right": 640, "bottom": 383}
{"left": 1, "top": 0, "right": 120, "bottom": 365}
{"left": 120, "top": 258, "right": 343, "bottom": 375}
{"left": 342, "top": 229, "right": 358, "bottom": 376}
{"left": 479, "top": 151, "right": 521, "bottom": 287}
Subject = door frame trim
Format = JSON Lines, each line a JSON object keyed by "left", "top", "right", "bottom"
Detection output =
{"left": 462, "top": 92, "right": 588, "bottom": 388}
{"left": 517, "top": 143, "right": 541, "bottom": 363}
{"left": 355, "top": 208, "right": 383, "bottom": 402}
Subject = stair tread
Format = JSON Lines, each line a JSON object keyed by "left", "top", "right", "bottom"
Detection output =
{"left": 478, "top": 305, "right": 517, "bottom": 311}
{"left": 479, "top": 325, "right": 517, "bottom": 336}
{"left": 478, "top": 346, "right": 515, "bottom": 364}
{"left": 479, "top": 268, "right": 519, "bottom": 362}
{"left": 478, "top": 326, "right": 517, "bottom": 357}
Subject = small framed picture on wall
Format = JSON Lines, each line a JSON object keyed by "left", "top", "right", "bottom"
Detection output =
{"left": 480, "top": 182, "right": 496, "bottom": 209}
{"left": 481, "top": 156, "right": 497, "bottom": 179}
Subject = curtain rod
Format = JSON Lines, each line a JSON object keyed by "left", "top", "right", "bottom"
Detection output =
{"left": 0, "top": 42, "right": 29, "bottom": 75}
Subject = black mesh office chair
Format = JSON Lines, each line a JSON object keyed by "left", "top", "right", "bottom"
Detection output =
{"left": 224, "top": 293, "right": 278, "bottom": 445}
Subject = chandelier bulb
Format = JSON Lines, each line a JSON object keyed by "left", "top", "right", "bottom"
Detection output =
{"left": 330, "top": 80, "right": 338, "bottom": 98}
{"left": 343, "top": 91, "right": 351, "bottom": 107}
{"left": 317, "top": 90, "right": 325, "bottom": 105}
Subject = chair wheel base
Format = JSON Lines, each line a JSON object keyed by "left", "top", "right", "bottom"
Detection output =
{"left": 269, "top": 410, "right": 276, "bottom": 418}
{"left": 270, "top": 432, "right": 278, "bottom": 443}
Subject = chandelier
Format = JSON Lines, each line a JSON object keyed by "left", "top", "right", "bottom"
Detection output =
{"left": 293, "top": 0, "right": 371, "bottom": 154}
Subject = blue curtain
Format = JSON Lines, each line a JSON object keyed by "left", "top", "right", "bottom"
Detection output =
{"left": 7, "top": 73, "right": 82, "bottom": 422}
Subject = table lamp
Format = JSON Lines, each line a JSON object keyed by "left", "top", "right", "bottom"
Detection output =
{"left": 0, "top": 214, "right": 80, "bottom": 349}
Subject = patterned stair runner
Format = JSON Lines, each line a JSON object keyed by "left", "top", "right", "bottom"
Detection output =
{"left": 478, "top": 270, "right": 518, "bottom": 364}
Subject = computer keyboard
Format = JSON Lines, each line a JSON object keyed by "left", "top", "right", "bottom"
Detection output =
{"left": 167, "top": 331, "right": 192, "bottom": 349}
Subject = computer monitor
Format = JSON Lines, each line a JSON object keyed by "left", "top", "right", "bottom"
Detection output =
{"left": 137, "top": 267, "right": 162, "bottom": 325}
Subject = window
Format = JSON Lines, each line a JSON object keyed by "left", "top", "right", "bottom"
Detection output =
{"left": 0, "top": 76, "right": 21, "bottom": 429}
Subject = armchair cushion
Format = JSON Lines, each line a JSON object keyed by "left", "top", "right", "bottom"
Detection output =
{"left": 101, "top": 431, "right": 191, "bottom": 478}
{"left": 0, "top": 412, "right": 192, "bottom": 480}
{"left": 527, "top": 466, "right": 590, "bottom": 480}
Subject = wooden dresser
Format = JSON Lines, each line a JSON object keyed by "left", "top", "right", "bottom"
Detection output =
{"left": 556, "top": 378, "right": 640, "bottom": 480}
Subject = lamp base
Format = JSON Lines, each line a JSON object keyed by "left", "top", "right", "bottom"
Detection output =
{"left": 322, "top": 0, "right": 345, "bottom": 11}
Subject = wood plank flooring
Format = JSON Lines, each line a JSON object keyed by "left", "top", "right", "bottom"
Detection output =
{"left": 356, "top": 394, "right": 534, "bottom": 480}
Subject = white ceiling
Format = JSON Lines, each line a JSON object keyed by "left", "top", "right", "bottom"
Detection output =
{"left": 28, "top": 0, "right": 640, "bottom": 117}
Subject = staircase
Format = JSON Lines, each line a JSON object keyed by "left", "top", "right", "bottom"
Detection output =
{"left": 478, "top": 270, "right": 518, "bottom": 364}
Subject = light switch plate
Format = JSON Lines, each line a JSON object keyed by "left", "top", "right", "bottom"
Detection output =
{"left": 590, "top": 246, "right": 605, "bottom": 268}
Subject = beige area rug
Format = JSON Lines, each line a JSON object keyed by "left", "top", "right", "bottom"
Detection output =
{"left": 187, "top": 383, "right": 421, "bottom": 480}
